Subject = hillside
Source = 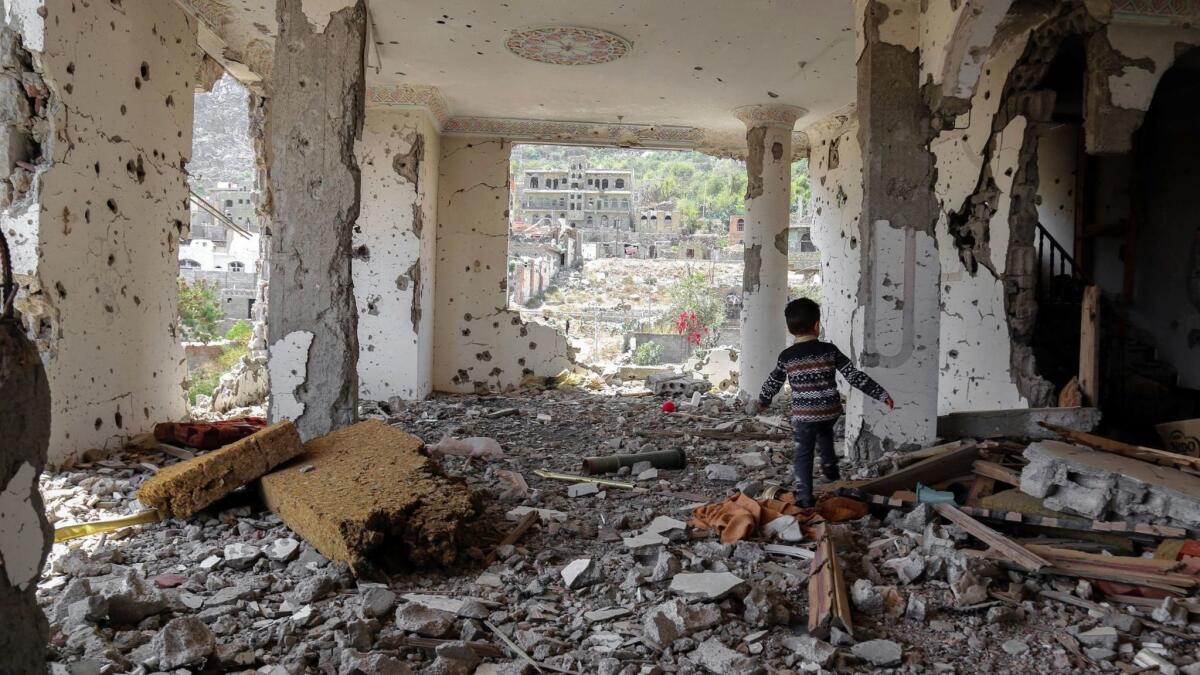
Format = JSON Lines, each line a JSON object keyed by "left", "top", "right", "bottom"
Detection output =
{"left": 190, "top": 75, "right": 255, "bottom": 188}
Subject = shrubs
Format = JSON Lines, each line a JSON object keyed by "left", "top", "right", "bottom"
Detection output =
{"left": 178, "top": 279, "right": 224, "bottom": 343}
{"left": 633, "top": 341, "right": 664, "bottom": 365}
{"left": 186, "top": 320, "right": 253, "bottom": 404}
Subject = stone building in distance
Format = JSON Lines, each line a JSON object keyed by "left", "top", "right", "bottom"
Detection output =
{"left": 513, "top": 153, "right": 635, "bottom": 229}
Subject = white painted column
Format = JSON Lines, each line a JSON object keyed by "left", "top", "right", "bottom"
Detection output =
{"left": 736, "top": 105, "right": 803, "bottom": 400}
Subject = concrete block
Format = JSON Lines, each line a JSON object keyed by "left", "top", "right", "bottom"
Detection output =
{"left": 260, "top": 420, "right": 478, "bottom": 568}
{"left": 1021, "top": 441, "right": 1200, "bottom": 527}
{"left": 937, "top": 407, "right": 1101, "bottom": 440}
{"left": 138, "top": 421, "right": 303, "bottom": 518}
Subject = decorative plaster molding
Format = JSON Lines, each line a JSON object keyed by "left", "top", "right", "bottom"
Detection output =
{"left": 366, "top": 85, "right": 450, "bottom": 129}
{"left": 734, "top": 104, "right": 807, "bottom": 130}
{"left": 1112, "top": 0, "right": 1200, "bottom": 20}
{"left": 505, "top": 26, "right": 632, "bottom": 66}
{"left": 441, "top": 116, "right": 705, "bottom": 147}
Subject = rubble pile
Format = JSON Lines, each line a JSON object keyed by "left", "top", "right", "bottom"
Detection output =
{"left": 35, "top": 389, "right": 1200, "bottom": 674}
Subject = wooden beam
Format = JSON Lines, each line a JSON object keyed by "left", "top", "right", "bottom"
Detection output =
{"left": 1080, "top": 285, "right": 1100, "bottom": 407}
{"left": 932, "top": 503, "right": 1050, "bottom": 572}
{"left": 857, "top": 443, "right": 980, "bottom": 496}
{"left": 807, "top": 524, "right": 853, "bottom": 639}
{"left": 972, "top": 460, "right": 1022, "bottom": 486}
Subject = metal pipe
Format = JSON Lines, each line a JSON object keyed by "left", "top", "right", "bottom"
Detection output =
{"left": 532, "top": 468, "right": 635, "bottom": 490}
{"left": 53, "top": 509, "right": 163, "bottom": 544}
{"left": 581, "top": 447, "right": 687, "bottom": 475}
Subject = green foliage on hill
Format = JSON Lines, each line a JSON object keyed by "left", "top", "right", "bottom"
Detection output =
{"left": 511, "top": 145, "right": 810, "bottom": 234}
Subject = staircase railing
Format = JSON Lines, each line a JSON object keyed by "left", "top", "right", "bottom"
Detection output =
{"left": 1035, "top": 222, "right": 1087, "bottom": 302}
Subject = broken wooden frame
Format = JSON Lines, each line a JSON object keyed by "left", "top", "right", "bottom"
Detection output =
{"left": 1040, "top": 422, "right": 1200, "bottom": 473}
{"left": 807, "top": 523, "right": 853, "bottom": 639}
{"left": 932, "top": 503, "right": 1050, "bottom": 572}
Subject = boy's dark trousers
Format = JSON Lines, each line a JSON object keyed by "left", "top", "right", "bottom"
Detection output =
{"left": 790, "top": 418, "right": 839, "bottom": 503}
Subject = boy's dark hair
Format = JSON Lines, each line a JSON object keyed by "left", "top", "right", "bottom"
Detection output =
{"left": 785, "top": 298, "right": 820, "bottom": 335}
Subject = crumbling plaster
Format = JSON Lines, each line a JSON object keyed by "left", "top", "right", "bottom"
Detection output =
{"left": 433, "top": 136, "right": 573, "bottom": 394}
{"left": 3, "top": 0, "right": 197, "bottom": 463}
{"left": 0, "top": 316, "right": 52, "bottom": 672}
{"left": 354, "top": 107, "right": 439, "bottom": 401}
{"left": 263, "top": 0, "right": 365, "bottom": 440}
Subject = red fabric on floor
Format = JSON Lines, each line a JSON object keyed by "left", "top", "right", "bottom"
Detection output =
{"left": 153, "top": 417, "right": 268, "bottom": 450}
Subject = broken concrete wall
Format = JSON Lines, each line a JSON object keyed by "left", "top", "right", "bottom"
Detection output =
{"left": 932, "top": 27, "right": 1036, "bottom": 414}
{"left": 0, "top": 316, "right": 53, "bottom": 672}
{"left": 354, "top": 106, "right": 439, "bottom": 401}
{"left": 432, "top": 136, "right": 573, "bottom": 393}
{"left": 263, "top": 0, "right": 365, "bottom": 440}
{"left": 2, "top": 0, "right": 198, "bottom": 463}
{"left": 1085, "top": 22, "right": 1200, "bottom": 155}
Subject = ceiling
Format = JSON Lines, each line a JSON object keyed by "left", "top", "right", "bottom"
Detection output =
{"left": 188, "top": 0, "right": 858, "bottom": 137}
{"left": 369, "top": 0, "right": 857, "bottom": 135}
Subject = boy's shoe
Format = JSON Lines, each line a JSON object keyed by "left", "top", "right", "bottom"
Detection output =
{"left": 794, "top": 494, "right": 816, "bottom": 508}
{"left": 821, "top": 463, "right": 842, "bottom": 482}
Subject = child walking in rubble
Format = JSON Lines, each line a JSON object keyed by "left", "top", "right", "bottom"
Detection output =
{"left": 750, "top": 298, "right": 894, "bottom": 508}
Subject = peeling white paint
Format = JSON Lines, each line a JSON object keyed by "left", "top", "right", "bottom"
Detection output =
{"left": 354, "top": 107, "right": 439, "bottom": 400}
{"left": 0, "top": 462, "right": 42, "bottom": 589}
{"left": 1106, "top": 24, "right": 1200, "bottom": 111}
{"left": 432, "top": 136, "right": 573, "bottom": 393}
{"left": 268, "top": 330, "right": 315, "bottom": 422}
{"left": 3, "top": 0, "right": 195, "bottom": 463}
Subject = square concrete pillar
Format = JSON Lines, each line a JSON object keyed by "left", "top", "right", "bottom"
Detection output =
{"left": 264, "top": 0, "right": 366, "bottom": 440}
{"left": 847, "top": 0, "right": 941, "bottom": 458}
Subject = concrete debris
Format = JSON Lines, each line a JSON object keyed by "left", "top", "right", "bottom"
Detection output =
{"left": 1021, "top": 440, "right": 1200, "bottom": 527}
{"left": 704, "top": 463, "right": 740, "bottom": 482}
{"left": 937, "top": 407, "right": 1102, "bottom": 440}
{"left": 647, "top": 372, "right": 712, "bottom": 397}
{"left": 138, "top": 420, "right": 303, "bottom": 518}
{"left": 692, "top": 637, "right": 763, "bottom": 675}
{"left": 669, "top": 572, "right": 745, "bottom": 600}
{"left": 561, "top": 558, "right": 602, "bottom": 589}
{"left": 394, "top": 603, "right": 457, "bottom": 638}
{"left": 153, "top": 616, "right": 215, "bottom": 669}
{"left": 852, "top": 638, "right": 903, "bottom": 666}
{"left": 35, "top": 389, "right": 1200, "bottom": 673}
{"left": 428, "top": 436, "right": 505, "bottom": 460}
{"left": 567, "top": 482, "right": 599, "bottom": 498}
{"left": 261, "top": 420, "right": 479, "bottom": 568}
{"left": 642, "top": 599, "right": 721, "bottom": 646}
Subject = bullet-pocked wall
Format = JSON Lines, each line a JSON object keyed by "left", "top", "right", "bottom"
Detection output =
{"left": 354, "top": 107, "right": 439, "bottom": 400}
{"left": 2, "top": 1, "right": 197, "bottom": 463}
{"left": 433, "top": 136, "right": 573, "bottom": 393}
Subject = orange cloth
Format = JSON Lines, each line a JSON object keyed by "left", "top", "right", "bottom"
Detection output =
{"left": 690, "top": 492, "right": 868, "bottom": 544}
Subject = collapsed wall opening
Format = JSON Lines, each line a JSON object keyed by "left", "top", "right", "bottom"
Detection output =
{"left": 183, "top": 73, "right": 268, "bottom": 417}
{"left": 505, "top": 143, "right": 814, "bottom": 378}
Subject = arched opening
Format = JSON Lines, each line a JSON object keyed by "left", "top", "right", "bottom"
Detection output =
{"left": 530, "top": 176, "right": 539, "bottom": 188}
{"left": 615, "top": 178, "right": 624, "bottom": 189}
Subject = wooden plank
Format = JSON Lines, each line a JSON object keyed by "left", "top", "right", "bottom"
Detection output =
{"left": 973, "top": 460, "right": 1022, "bottom": 486}
{"left": 1040, "top": 423, "right": 1200, "bottom": 471}
{"left": 1080, "top": 285, "right": 1101, "bottom": 407}
{"left": 966, "top": 476, "right": 997, "bottom": 506}
{"left": 857, "top": 443, "right": 980, "bottom": 497}
{"left": 932, "top": 503, "right": 1050, "bottom": 572}
{"left": 486, "top": 511, "right": 538, "bottom": 563}
{"left": 807, "top": 524, "right": 853, "bottom": 639}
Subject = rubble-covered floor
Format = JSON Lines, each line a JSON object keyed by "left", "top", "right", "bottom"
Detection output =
{"left": 38, "top": 389, "right": 1200, "bottom": 674}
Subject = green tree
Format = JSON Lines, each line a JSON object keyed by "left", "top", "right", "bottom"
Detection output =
{"left": 664, "top": 269, "right": 726, "bottom": 351}
{"left": 178, "top": 279, "right": 224, "bottom": 343}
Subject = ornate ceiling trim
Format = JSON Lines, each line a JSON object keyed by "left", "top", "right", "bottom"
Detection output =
{"left": 1112, "top": 0, "right": 1200, "bottom": 20}
{"left": 440, "top": 116, "right": 704, "bottom": 147}
{"left": 366, "top": 85, "right": 450, "bottom": 129}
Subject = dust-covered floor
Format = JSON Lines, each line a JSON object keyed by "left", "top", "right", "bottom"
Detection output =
{"left": 38, "top": 388, "right": 1200, "bottom": 674}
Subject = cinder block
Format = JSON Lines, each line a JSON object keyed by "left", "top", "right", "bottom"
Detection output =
{"left": 138, "top": 421, "right": 303, "bottom": 518}
{"left": 260, "top": 420, "right": 478, "bottom": 569}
